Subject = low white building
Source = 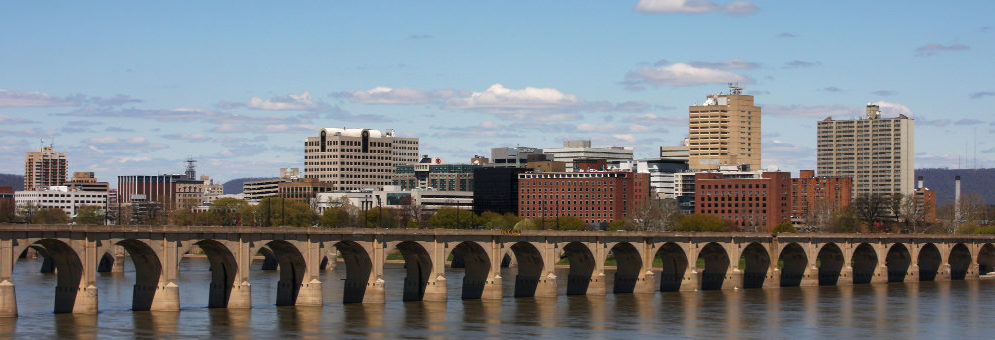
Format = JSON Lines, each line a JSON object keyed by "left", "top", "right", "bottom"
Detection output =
{"left": 15, "top": 186, "right": 108, "bottom": 219}
{"left": 314, "top": 186, "right": 472, "bottom": 215}
{"left": 542, "top": 140, "right": 634, "bottom": 171}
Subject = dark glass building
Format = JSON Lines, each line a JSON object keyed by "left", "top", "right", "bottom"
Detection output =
{"left": 472, "top": 167, "right": 527, "bottom": 215}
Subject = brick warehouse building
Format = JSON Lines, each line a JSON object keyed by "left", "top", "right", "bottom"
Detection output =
{"left": 791, "top": 170, "right": 853, "bottom": 222}
{"left": 694, "top": 171, "right": 791, "bottom": 231}
{"left": 518, "top": 171, "right": 650, "bottom": 225}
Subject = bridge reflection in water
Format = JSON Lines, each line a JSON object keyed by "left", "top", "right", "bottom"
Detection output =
{"left": 1, "top": 225, "right": 994, "bottom": 317}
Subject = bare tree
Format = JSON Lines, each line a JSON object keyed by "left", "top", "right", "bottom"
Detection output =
{"left": 628, "top": 199, "right": 679, "bottom": 231}
{"left": 852, "top": 193, "right": 888, "bottom": 223}
{"left": 900, "top": 194, "right": 927, "bottom": 233}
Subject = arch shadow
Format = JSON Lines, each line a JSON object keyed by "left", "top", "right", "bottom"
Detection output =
{"left": 779, "top": 243, "right": 807, "bottom": 287}
{"left": 266, "top": 240, "right": 307, "bottom": 306}
{"left": 949, "top": 243, "right": 972, "bottom": 280}
{"left": 562, "top": 242, "right": 595, "bottom": 295}
{"left": 190, "top": 240, "right": 239, "bottom": 308}
{"left": 817, "top": 243, "right": 844, "bottom": 286}
{"left": 851, "top": 243, "right": 878, "bottom": 284}
{"left": 917, "top": 244, "right": 941, "bottom": 281}
{"left": 979, "top": 244, "right": 995, "bottom": 275}
{"left": 335, "top": 240, "right": 373, "bottom": 304}
{"left": 448, "top": 241, "right": 490, "bottom": 300}
{"left": 609, "top": 243, "right": 642, "bottom": 294}
{"left": 509, "top": 242, "right": 543, "bottom": 297}
{"left": 886, "top": 244, "right": 911, "bottom": 283}
{"left": 699, "top": 243, "right": 729, "bottom": 291}
{"left": 655, "top": 243, "right": 688, "bottom": 292}
{"left": 395, "top": 241, "right": 432, "bottom": 301}
{"left": 740, "top": 243, "right": 770, "bottom": 289}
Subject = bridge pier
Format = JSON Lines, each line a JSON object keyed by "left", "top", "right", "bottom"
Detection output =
{"left": 680, "top": 267, "right": 699, "bottom": 291}
{"left": 870, "top": 264, "right": 888, "bottom": 284}
{"left": 0, "top": 281, "right": 15, "bottom": 317}
{"left": 799, "top": 265, "right": 819, "bottom": 287}
{"left": 837, "top": 266, "right": 854, "bottom": 286}
{"left": 724, "top": 268, "right": 742, "bottom": 290}
{"left": 904, "top": 264, "right": 919, "bottom": 283}
{"left": 935, "top": 263, "right": 952, "bottom": 281}
{"left": 633, "top": 271, "right": 655, "bottom": 294}
{"left": 423, "top": 274, "right": 448, "bottom": 301}
{"left": 765, "top": 268, "right": 781, "bottom": 288}
{"left": 147, "top": 281, "right": 180, "bottom": 311}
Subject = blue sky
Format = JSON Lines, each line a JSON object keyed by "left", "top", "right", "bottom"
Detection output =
{"left": 1, "top": 1, "right": 993, "bottom": 184}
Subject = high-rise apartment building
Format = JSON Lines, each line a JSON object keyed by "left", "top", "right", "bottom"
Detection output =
{"left": 688, "top": 85, "right": 761, "bottom": 171}
{"left": 817, "top": 104, "right": 915, "bottom": 197}
{"left": 304, "top": 128, "right": 419, "bottom": 191}
{"left": 24, "top": 146, "right": 67, "bottom": 190}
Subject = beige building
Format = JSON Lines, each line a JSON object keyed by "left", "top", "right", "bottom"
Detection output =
{"left": 305, "top": 128, "right": 419, "bottom": 191}
{"left": 24, "top": 146, "right": 67, "bottom": 190}
{"left": 688, "top": 86, "right": 761, "bottom": 170}
{"left": 817, "top": 104, "right": 915, "bottom": 197}
{"left": 542, "top": 140, "right": 634, "bottom": 171}
{"left": 66, "top": 172, "right": 110, "bottom": 192}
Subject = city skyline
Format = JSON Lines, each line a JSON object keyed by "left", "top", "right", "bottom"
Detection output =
{"left": 1, "top": 1, "right": 993, "bottom": 182}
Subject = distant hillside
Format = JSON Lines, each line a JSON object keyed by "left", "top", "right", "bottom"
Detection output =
{"left": 0, "top": 174, "right": 24, "bottom": 191}
{"left": 916, "top": 168, "right": 995, "bottom": 205}
{"left": 223, "top": 177, "right": 272, "bottom": 194}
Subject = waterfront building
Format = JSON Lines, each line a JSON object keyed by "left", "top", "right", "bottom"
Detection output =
{"left": 688, "top": 85, "right": 762, "bottom": 171}
{"left": 65, "top": 172, "right": 109, "bottom": 192}
{"left": 611, "top": 158, "right": 689, "bottom": 199}
{"left": 489, "top": 147, "right": 548, "bottom": 167}
{"left": 518, "top": 170, "right": 650, "bottom": 225}
{"left": 673, "top": 164, "right": 761, "bottom": 214}
{"left": 304, "top": 128, "right": 419, "bottom": 191}
{"left": 817, "top": 104, "right": 915, "bottom": 197}
{"left": 0, "top": 187, "right": 13, "bottom": 219}
{"left": 14, "top": 186, "right": 108, "bottom": 219}
{"left": 117, "top": 174, "right": 186, "bottom": 211}
{"left": 791, "top": 170, "right": 853, "bottom": 223}
{"left": 472, "top": 167, "right": 527, "bottom": 215}
{"left": 24, "top": 145, "right": 67, "bottom": 191}
{"left": 694, "top": 171, "right": 791, "bottom": 231}
{"left": 391, "top": 156, "right": 478, "bottom": 191}
{"left": 277, "top": 178, "right": 338, "bottom": 202}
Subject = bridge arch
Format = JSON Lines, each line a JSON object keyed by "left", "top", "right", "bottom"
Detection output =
{"left": 779, "top": 243, "right": 807, "bottom": 287}
{"left": 447, "top": 241, "right": 491, "bottom": 300}
{"left": 740, "top": 242, "right": 770, "bottom": 289}
{"left": 506, "top": 241, "right": 544, "bottom": 297}
{"left": 885, "top": 243, "right": 911, "bottom": 282}
{"left": 698, "top": 242, "right": 730, "bottom": 290}
{"left": 332, "top": 240, "right": 373, "bottom": 304}
{"left": 391, "top": 241, "right": 433, "bottom": 301}
{"left": 257, "top": 246, "right": 279, "bottom": 271}
{"left": 980, "top": 243, "right": 995, "bottom": 275}
{"left": 607, "top": 242, "right": 642, "bottom": 294}
{"left": 949, "top": 243, "right": 972, "bottom": 280}
{"left": 12, "top": 239, "right": 86, "bottom": 314}
{"left": 263, "top": 240, "right": 308, "bottom": 306}
{"left": 817, "top": 243, "right": 845, "bottom": 285}
{"left": 917, "top": 243, "right": 942, "bottom": 281}
{"left": 177, "top": 239, "right": 240, "bottom": 308}
{"left": 851, "top": 243, "right": 877, "bottom": 284}
{"left": 561, "top": 241, "right": 596, "bottom": 295}
{"left": 111, "top": 239, "right": 165, "bottom": 311}
{"left": 654, "top": 242, "right": 688, "bottom": 292}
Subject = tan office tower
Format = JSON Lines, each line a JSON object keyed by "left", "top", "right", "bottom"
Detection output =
{"left": 24, "top": 146, "right": 67, "bottom": 190}
{"left": 817, "top": 104, "right": 915, "bottom": 197}
{"left": 304, "top": 128, "right": 419, "bottom": 191}
{"left": 688, "top": 85, "right": 762, "bottom": 170}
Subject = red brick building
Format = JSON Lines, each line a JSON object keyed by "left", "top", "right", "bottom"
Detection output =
{"left": 694, "top": 171, "right": 791, "bottom": 231}
{"left": 0, "top": 186, "right": 14, "bottom": 220}
{"left": 518, "top": 171, "right": 650, "bottom": 224}
{"left": 791, "top": 170, "right": 853, "bottom": 222}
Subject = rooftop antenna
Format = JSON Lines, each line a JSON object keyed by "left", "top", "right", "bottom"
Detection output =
{"left": 728, "top": 82, "right": 743, "bottom": 95}
{"left": 185, "top": 158, "right": 197, "bottom": 180}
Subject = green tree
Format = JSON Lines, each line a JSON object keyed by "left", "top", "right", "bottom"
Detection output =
{"left": 429, "top": 208, "right": 480, "bottom": 229}
{"left": 513, "top": 218, "right": 537, "bottom": 231}
{"left": 74, "top": 205, "right": 105, "bottom": 225}
{"left": 480, "top": 211, "right": 520, "bottom": 230}
{"left": 827, "top": 209, "right": 860, "bottom": 233}
{"left": 364, "top": 207, "right": 398, "bottom": 228}
{"left": 32, "top": 208, "right": 69, "bottom": 224}
{"left": 957, "top": 222, "right": 981, "bottom": 234}
{"left": 673, "top": 214, "right": 732, "bottom": 232}
{"left": 319, "top": 207, "right": 353, "bottom": 228}
{"left": 172, "top": 209, "right": 198, "bottom": 226}
{"left": 772, "top": 221, "right": 798, "bottom": 233}
{"left": 974, "top": 225, "right": 995, "bottom": 234}
{"left": 555, "top": 216, "right": 586, "bottom": 231}
{"left": 256, "top": 197, "right": 315, "bottom": 227}
{"left": 606, "top": 220, "right": 628, "bottom": 231}
{"left": 209, "top": 198, "right": 249, "bottom": 226}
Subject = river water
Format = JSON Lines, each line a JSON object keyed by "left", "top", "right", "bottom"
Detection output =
{"left": 2, "top": 256, "right": 994, "bottom": 339}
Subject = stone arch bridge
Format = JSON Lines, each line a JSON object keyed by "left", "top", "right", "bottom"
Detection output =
{"left": 1, "top": 225, "right": 993, "bottom": 317}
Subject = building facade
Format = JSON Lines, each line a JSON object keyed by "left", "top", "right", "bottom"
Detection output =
{"left": 542, "top": 140, "right": 634, "bottom": 171}
{"left": 472, "top": 167, "right": 527, "bottom": 216}
{"left": 392, "top": 157, "right": 478, "bottom": 191}
{"left": 817, "top": 104, "right": 915, "bottom": 197}
{"left": 117, "top": 175, "right": 185, "bottom": 211}
{"left": 694, "top": 171, "right": 791, "bottom": 231}
{"left": 243, "top": 178, "right": 290, "bottom": 201}
{"left": 15, "top": 186, "right": 108, "bottom": 219}
{"left": 0, "top": 187, "right": 13, "bottom": 220}
{"left": 791, "top": 170, "right": 853, "bottom": 222}
{"left": 489, "top": 147, "right": 547, "bottom": 167}
{"left": 673, "top": 165, "right": 761, "bottom": 214}
{"left": 24, "top": 146, "right": 67, "bottom": 191}
{"left": 688, "top": 86, "right": 762, "bottom": 171}
{"left": 518, "top": 171, "right": 650, "bottom": 225}
{"left": 611, "top": 158, "right": 690, "bottom": 199}
{"left": 66, "top": 172, "right": 109, "bottom": 192}
{"left": 304, "top": 128, "right": 419, "bottom": 190}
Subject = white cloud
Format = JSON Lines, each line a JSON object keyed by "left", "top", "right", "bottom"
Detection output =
{"left": 688, "top": 58, "right": 760, "bottom": 70}
{"left": 915, "top": 43, "right": 969, "bottom": 56}
{"left": 247, "top": 91, "right": 320, "bottom": 111}
{"left": 444, "top": 83, "right": 585, "bottom": 114}
{"left": 611, "top": 134, "right": 637, "bottom": 143}
{"left": 334, "top": 86, "right": 447, "bottom": 104}
{"left": 870, "top": 101, "right": 914, "bottom": 117}
{"left": 634, "top": 0, "right": 758, "bottom": 15}
{"left": 626, "top": 113, "right": 686, "bottom": 125}
{"left": 116, "top": 156, "right": 151, "bottom": 163}
{"left": 763, "top": 104, "right": 853, "bottom": 118}
{"left": 0, "top": 89, "right": 81, "bottom": 107}
{"left": 624, "top": 63, "right": 753, "bottom": 88}
{"left": 0, "top": 114, "right": 35, "bottom": 124}
{"left": 86, "top": 136, "right": 119, "bottom": 144}
{"left": 577, "top": 123, "right": 617, "bottom": 132}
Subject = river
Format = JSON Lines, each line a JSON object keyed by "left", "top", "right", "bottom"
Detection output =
{"left": 2, "top": 256, "right": 994, "bottom": 339}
